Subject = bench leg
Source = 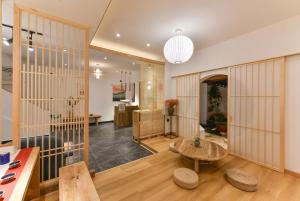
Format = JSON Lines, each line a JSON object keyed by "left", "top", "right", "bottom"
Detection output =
{"left": 194, "top": 159, "right": 200, "bottom": 173}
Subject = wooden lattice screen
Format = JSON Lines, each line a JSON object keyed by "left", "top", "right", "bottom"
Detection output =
{"left": 12, "top": 5, "right": 89, "bottom": 181}
{"left": 176, "top": 73, "right": 200, "bottom": 138}
{"left": 229, "top": 58, "right": 285, "bottom": 171}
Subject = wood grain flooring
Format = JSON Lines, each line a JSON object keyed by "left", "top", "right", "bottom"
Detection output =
{"left": 33, "top": 136, "right": 300, "bottom": 201}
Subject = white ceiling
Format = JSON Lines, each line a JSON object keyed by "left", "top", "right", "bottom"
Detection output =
{"left": 91, "top": 0, "right": 300, "bottom": 61}
{"left": 89, "top": 49, "right": 140, "bottom": 75}
{"left": 14, "top": 0, "right": 111, "bottom": 38}
{"left": 6, "top": 0, "right": 300, "bottom": 63}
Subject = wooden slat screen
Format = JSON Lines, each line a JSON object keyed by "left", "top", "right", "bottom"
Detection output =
{"left": 176, "top": 73, "right": 200, "bottom": 138}
{"left": 229, "top": 58, "right": 285, "bottom": 171}
{"left": 12, "top": 5, "right": 89, "bottom": 181}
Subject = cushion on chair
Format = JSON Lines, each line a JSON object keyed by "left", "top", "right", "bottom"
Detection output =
{"left": 225, "top": 168, "right": 258, "bottom": 192}
{"left": 169, "top": 142, "right": 178, "bottom": 153}
{"left": 173, "top": 168, "right": 199, "bottom": 189}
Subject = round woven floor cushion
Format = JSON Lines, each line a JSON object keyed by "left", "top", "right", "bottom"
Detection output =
{"left": 173, "top": 168, "right": 199, "bottom": 189}
{"left": 225, "top": 168, "right": 258, "bottom": 192}
{"left": 169, "top": 142, "right": 178, "bottom": 153}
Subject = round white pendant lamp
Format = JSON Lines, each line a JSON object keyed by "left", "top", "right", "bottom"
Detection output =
{"left": 164, "top": 29, "right": 194, "bottom": 64}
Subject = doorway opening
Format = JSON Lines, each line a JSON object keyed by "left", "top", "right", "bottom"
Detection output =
{"left": 200, "top": 75, "right": 228, "bottom": 138}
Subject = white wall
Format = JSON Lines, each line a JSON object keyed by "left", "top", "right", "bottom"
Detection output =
{"left": 89, "top": 71, "right": 139, "bottom": 122}
{"left": 165, "top": 14, "right": 300, "bottom": 173}
{"left": 285, "top": 55, "right": 300, "bottom": 173}
{"left": 168, "top": 14, "right": 300, "bottom": 78}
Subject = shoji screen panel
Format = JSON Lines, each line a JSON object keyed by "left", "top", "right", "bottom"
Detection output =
{"left": 229, "top": 58, "right": 285, "bottom": 171}
{"left": 12, "top": 5, "right": 89, "bottom": 181}
{"left": 176, "top": 73, "right": 200, "bottom": 138}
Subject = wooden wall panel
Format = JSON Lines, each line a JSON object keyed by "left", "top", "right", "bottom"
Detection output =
{"left": 12, "top": 5, "right": 89, "bottom": 181}
{"left": 229, "top": 58, "right": 285, "bottom": 172}
{"left": 176, "top": 73, "right": 200, "bottom": 139}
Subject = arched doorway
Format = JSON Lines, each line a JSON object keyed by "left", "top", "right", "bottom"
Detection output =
{"left": 200, "top": 74, "right": 228, "bottom": 140}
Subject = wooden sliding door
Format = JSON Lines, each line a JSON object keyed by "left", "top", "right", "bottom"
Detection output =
{"left": 229, "top": 58, "right": 285, "bottom": 171}
{"left": 176, "top": 73, "right": 200, "bottom": 138}
{"left": 12, "top": 5, "right": 90, "bottom": 181}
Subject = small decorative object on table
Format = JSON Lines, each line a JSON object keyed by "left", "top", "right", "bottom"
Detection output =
{"left": 165, "top": 99, "right": 178, "bottom": 116}
{"left": 193, "top": 137, "right": 201, "bottom": 147}
{"left": 9, "top": 160, "right": 21, "bottom": 169}
{"left": 0, "top": 152, "right": 10, "bottom": 165}
{"left": 1, "top": 173, "right": 15, "bottom": 184}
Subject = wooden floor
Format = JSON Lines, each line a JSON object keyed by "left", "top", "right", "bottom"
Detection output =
{"left": 34, "top": 136, "right": 300, "bottom": 201}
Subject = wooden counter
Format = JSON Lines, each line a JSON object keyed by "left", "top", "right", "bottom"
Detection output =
{"left": 114, "top": 105, "right": 139, "bottom": 127}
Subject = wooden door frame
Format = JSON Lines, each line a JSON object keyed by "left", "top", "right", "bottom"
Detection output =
{"left": 198, "top": 73, "right": 230, "bottom": 145}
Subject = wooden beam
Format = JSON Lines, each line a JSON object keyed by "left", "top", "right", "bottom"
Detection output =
{"left": 12, "top": 5, "right": 21, "bottom": 148}
{"left": 84, "top": 29, "right": 90, "bottom": 167}
{"left": 90, "top": 45, "right": 165, "bottom": 66}
{"left": 279, "top": 57, "right": 286, "bottom": 172}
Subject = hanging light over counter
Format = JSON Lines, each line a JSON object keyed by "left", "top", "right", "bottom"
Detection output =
{"left": 163, "top": 29, "right": 194, "bottom": 64}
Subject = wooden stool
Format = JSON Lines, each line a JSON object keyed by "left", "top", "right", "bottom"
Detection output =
{"left": 225, "top": 168, "right": 258, "bottom": 192}
{"left": 169, "top": 142, "right": 178, "bottom": 153}
{"left": 173, "top": 168, "right": 199, "bottom": 189}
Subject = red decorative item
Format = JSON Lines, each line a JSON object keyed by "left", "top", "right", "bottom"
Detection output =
{"left": 165, "top": 99, "right": 178, "bottom": 115}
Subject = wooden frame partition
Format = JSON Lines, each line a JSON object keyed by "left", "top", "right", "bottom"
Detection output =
{"left": 176, "top": 73, "right": 200, "bottom": 138}
{"left": 12, "top": 4, "right": 90, "bottom": 181}
{"left": 228, "top": 57, "right": 285, "bottom": 172}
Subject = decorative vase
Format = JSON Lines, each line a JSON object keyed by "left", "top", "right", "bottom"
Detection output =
{"left": 194, "top": 137, "right": 200, "bottom": 147}
{"left": 168, "top": 107, "right": 174, "bottom": 116}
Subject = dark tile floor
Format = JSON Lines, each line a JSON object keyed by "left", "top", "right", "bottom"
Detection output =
{"left": 88, "top": 122, "right": 153, "bottom": 172}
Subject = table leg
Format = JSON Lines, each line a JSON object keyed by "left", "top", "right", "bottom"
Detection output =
{"left": 194, "top": 159, "right": 199, "bottom": 173}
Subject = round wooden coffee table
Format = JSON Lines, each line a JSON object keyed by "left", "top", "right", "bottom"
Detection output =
{"left": 174, "top": 138, "right": 227, "bottom": 173}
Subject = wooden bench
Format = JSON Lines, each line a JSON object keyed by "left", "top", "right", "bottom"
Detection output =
{"left": 59, "top": 161, "right": 100, "bottom": 201}
{"left": 89, "top": 114, "right": 102, "bottom": 126}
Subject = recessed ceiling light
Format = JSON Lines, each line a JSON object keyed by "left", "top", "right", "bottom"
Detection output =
{"left": 104, "top": 57, "right": 108, "bottom": 60}
{"left": 146, "top": 43, "right": 150, "bottom": 47}
{"left": 3, "top": 40, "right": 9, "bottom": 46}
{"left": 116, "top": 33, "right": 121, "bottom": 38}
{"left": 63, "top": 49, "right": 67, "bottom": 52}
{"left": 132, "top": 62, "right": 136, "bottom": 65}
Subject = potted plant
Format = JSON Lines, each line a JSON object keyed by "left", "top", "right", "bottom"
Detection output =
{"left": 208, "top": 85, "right": 222, "bottom": 113}
{"left": 165, "top": 99, "right": 178, "bottom": 116}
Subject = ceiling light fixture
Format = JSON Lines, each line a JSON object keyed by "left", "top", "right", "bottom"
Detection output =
{"left": 132, "top": 62, "right": 135, "bottom": 65}
{"left": 116, "top": 33, "right": 121, "bottom": 38}
{"left": 28, "top": 33, "right": 34, "bottom": 52}
{"left": 95, "top": 68, "right": 103, "bottom": 79}
{"left": 2, "top": 38, "right": 9, "bottom": 46}
{"left": 104, "top": 57, "right": 108, "bottom": 60}
{"left": 163, "top": 29, "right": 194, "bottom": 64}
{"left": 146, "top": 43, "right": 150, "bottom": 47}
